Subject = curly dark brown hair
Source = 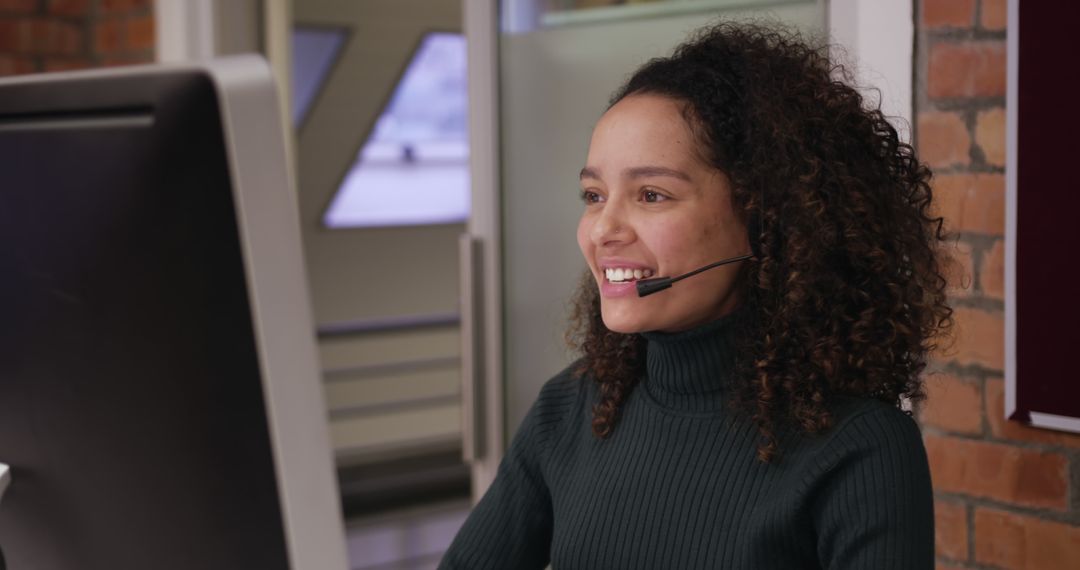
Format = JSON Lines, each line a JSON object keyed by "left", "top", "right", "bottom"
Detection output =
{"left": 565, "top": 21, "right": 956, "bottom": 463}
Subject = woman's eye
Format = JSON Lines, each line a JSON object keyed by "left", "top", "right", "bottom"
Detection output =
{"left": 642, "top": 189, "right": 667, "bottom": 203}
{"left": 580, "top": 190, "right": 602, "bottom": 204}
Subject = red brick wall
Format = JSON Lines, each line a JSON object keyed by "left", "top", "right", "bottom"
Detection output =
{"left": 0, "top": 0, "right": 153, "bottom": 77}
{"left": 917, "top": 1, "right": 1080, "bottom": 568}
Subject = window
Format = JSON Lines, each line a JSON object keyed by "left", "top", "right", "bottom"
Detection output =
{"left": 320, "top": 32, "right": 469, "bottom": 228}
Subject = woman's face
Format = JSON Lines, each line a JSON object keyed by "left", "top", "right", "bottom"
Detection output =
{"left": 577, "top": 93, "right": 749, "bottom": 333}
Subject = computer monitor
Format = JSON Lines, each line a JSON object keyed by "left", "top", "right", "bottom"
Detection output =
{"left": 0, "top": 56, "right": 348, "bottom": 570}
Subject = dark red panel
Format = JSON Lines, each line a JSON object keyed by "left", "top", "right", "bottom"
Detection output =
{"left": 1014, "top": 2, "right": 1080, "bottom": 423}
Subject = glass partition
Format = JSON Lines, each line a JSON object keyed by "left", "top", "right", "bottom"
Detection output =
{"left": 502, "top": 0, "right": 808, "bottom": 33}
{"left": 496, "top": 0, "right": 824, "bottom": 433}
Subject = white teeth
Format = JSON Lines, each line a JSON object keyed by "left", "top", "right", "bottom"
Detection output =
{"left": 604, "top": 267, "right": 655, "bottom": 282}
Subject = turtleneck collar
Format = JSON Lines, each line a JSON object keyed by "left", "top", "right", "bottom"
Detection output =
{"left": 638, "top": 305, "right": 745, "bottom": 414}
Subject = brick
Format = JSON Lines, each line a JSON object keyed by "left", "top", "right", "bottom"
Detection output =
{"left": 935, "top": 565, "right": 966, "bottom": 570}
{"left": 975, "top": 507, "right": 1028, "bottom": 569}
{"left": 929, "top": 41, "right": 1007, "bottom": 99}
{"left": 922, "top": 373, "right": 983, "bottom": 434}
{"left": 48, "top": 0, "right": 89, "bottom": 17}
{"left": 949, "top": 306, "right": 1003, "bottom": 370}
{"left": 922, "top": 0, "right": 975, "bottom": 29}
{"left": 57, "top": 19, "right": 80, "bottom": 54}
{"left": 985, "top": 378, "right": 1080, "bottom": 448}
{"left": 61, "top": 20, "right": 81, "bottom": 53}
{"left": 1020, "top": 520, "right": 1080, "bottom": 570}
{"left": 980, "top": 239, "right": 1003, "bottom": 300}
{"left": 974, "top": 508, "right": 1080, "bottom": 569}
{"left": 8, "top": 17, "right": 83, "bottom": 55}
{"left": 925, "top": 434, "right": 1068, "bottom": 510}
{"left": 0, "top": 18, "right": 19, "bottom": 51}
{"left": 0, "top": 0, "right": 36, "bottom": 14}
{"left": 918, "top": 111, "right": 971, "bottom": 168}
{"left": 931, "top": 173, "right": 1004, "bottom": 235}
{"left": 43, "top": 56, "right": 91, "bottom": 71}
{"left": 942, "top": 238, "right": 974, "bottom": 299}
{"left": 974, "top": 107, "right": 1005, "bottom": 168}
{"left": 94, "top": 18, "right": 122, "bottom": 54}
{"left": 100, "top": 54, "right": 151, "bottom": 67}
{"left": 100, "top": 0, "right": 151, "bottom": 13}
{"left": 1, "top": 17, "right": 29, "bottom": 52}
{"left": 0, "top": 53, "right": 35, "bottom": 75}
{"left": 125, "top": 14, "right": 152, "bottom": 51}
{"left": 935, "top": 499, "right": 969, "bottom": 560}
{"left": 981, "top": 0, "right": 1007, "bottom": 31}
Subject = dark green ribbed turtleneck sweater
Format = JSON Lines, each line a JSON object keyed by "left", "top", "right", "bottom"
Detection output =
{"left": 439, "top": 310, "right": 934, "bottom": 569}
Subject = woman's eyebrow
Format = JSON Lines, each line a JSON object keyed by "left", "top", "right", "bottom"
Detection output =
{"left": 625, "top": 166, "right": 692, "bottom": 181}
{"left": 579, "top": 165, "right": 692, "bottom": 181}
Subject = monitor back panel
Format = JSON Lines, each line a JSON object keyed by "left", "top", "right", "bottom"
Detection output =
{"left": 0, "top": 71, "right": 290, "bottom": 570}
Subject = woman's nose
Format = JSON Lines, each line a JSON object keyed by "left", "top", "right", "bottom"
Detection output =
{"left": 590, "top": 201, "right": 633, "bottom": 246}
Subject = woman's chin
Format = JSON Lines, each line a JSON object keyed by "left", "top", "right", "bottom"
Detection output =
{"left": 600, "top": 309, "right": 653, "bottom": 334}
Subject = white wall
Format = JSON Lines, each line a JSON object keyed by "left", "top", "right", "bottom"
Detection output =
{"left": 828, "top": 0, "right": 914, "bottom": 141}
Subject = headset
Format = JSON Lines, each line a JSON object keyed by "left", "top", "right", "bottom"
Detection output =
{"left": 635, "top": 198, "right": 764, "bottom": 297}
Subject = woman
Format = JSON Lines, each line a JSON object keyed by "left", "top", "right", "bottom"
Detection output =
{"left": 440, "top": 21, "right": 953, "bottom": 570}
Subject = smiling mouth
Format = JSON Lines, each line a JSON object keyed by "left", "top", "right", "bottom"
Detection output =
{"left": 604, "top": 267, "right": 656, "bottom": 283}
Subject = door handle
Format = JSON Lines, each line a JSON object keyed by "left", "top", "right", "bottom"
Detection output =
{"left": 0, "top": 462, "right": 10, "bottom": 506}
{"left": 459, "top": 234, "right": 485, "bottom": 463}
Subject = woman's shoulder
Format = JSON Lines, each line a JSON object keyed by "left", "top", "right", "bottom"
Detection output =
{"left": 813, "top": 395, "right": 928, "bottom": 462}
{"left": 510, "top": 360, "right": 591, "bottom": 462}
{"left": 532, "top": 358, "right": 590, "bottom": 419}
{"left": 521, "top": 359, "right": 590, "bottom": 434}
{"left": 829, "top": 395, "right": 921, "bottom": 431}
